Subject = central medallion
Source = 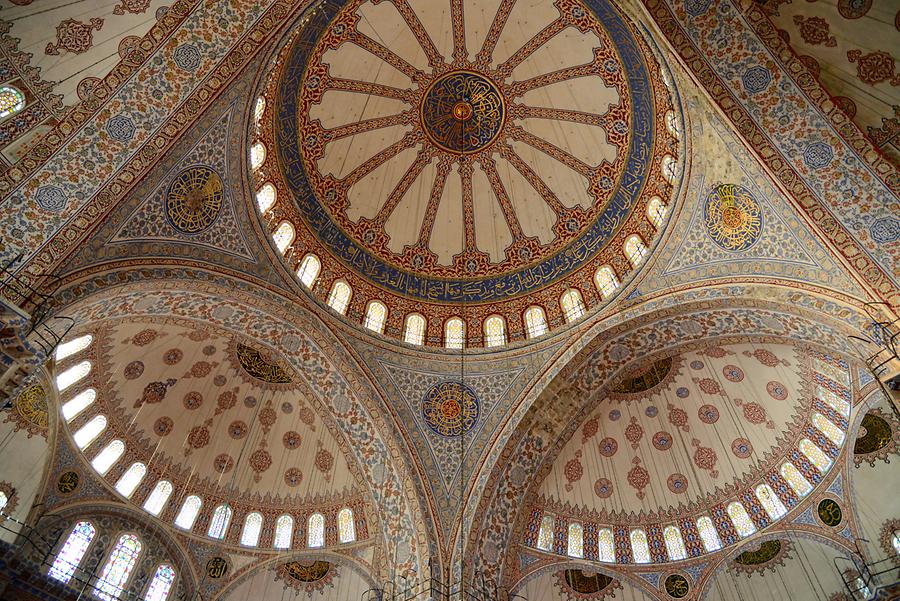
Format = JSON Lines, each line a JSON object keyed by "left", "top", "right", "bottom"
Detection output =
{"left": 420, "top": 70, "right": 505, "bottom": 154}
{"left": 422, "top": 381, "right": 480, "bottom": 437}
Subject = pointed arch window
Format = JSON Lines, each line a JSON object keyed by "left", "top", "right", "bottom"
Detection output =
{"left": 404, "top": 314, "right": 426, "bottom": 346}
{"left": 49, "top": 521, "right": 95, "bottom": 583}
{"left": 297, "top": 254, "right": 321, "bottom": 288}
{"left": 594, "top": 266, "right": 620, "bottom": 299}
{"left": 524, "top": 306, "right": 549, "bottom": 339}
{"left": 250, "top": 142, "right": 266, "bottom": 170}
{"left": 144, "top": 564, "right": 176, "bottom": 601}
{"left": 662, "top": 154, "right": 678, "bottom": 184}
{"left": 57, "top": 360, "right": 91, "bottom": 392}
{"left": 0, "top": 86, "right": 25, "bottom": 119}
{"left": 327, "top": 280, "right": 352, "bottom": 314}
{"left": 73, "top": 415, "right": 107, "bottom": 449}
{"left": 815, "top": 358, "right": 850, "bottom": 386}
{"left": 240, "top": 512, "right": 263, "bottom": 547}
{"left": 727, "top": 502, "right": 756, "bottom": 538}
{"left": 364, "top": 301, "right": 387, "bottom": 334}
{"left": 445, "top": 318, "right": 465, "bottom": 349}
{"left": 92, "top": 440, "right": 125, "bottom": 476}
{"left": 273, "top": 221, "right": 295, "bottom": 254}
{"left": 338, "top": 508, "right": 356, "bottom": 543}
{"left": 598, "top": 528, "right": 615, "bottom": 562}
{"left": 55, "top": 334, "right": 93, "bottom": 361}
{"left": 665, "top": 111, "right": 680, "bottom": 139}
{"left": 813, "top": 413, "right": 844, "bottom": 445}
{"left": 274, "top": 514, "right": 294, "bottom": 549}
{"left": 755, "top": 483, "right": 787, "bottom": 520}
{"left": 143, "top": 481, "right": 173, "bottom": 516}
{"left": 174, "top": 495, "right": 202, "bottom": 530}
{"left": 308, "top": 513, "right": 325, "bottom": 548}
{"left": 253, "top": 97, "right": 266, "bottom": 124}
{"left": 97, "top": 534, "right": 142, "bottom": 601}
{"left": 647, "top": 196, "right": 668, "bottom": 229}
{"left": 484, "top": 315, "right": 506, "bottom": 347}
{"left": 696, "top": 516, "right": 721, "bottom": 552}
{"left": 664, "top": 525, "right": 687, "bottom": 560}
{"left": 115, "top": 463, "right": 146, "bottom": 498}
{"left": 256, "top": 183, "right": 276, "bottom": 214}
{"left": 799, "top": 439, "right": 832, "bottom": 471}
{"left": 536, "top": 515, "right": 554, "bottom": 552}
{"left": 560, "top": 289, "right": 586, "bottom": 322}
{"left": 567, "top": 523, "right": 584, "bottom": 558}
{"left": 780, "top": 462, "right": 812, "bottom": 497}
{"left": 207, "top": 504, "right": 232, "bottom": 539}
{"left": 630, "top": 529, "right": 651, "bottom": 564}
{"left": 816, "top": 385, "right": 850, "bottom": 417}
{"left": 624, "top": 235, "right": 649, "bottom": 267}
{"left": 62, "top": 389, "right": 96, "bottom": 421}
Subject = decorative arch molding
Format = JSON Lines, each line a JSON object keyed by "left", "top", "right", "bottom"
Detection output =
{"left": 509, "top": 557, "right": 664, "bottom": 601}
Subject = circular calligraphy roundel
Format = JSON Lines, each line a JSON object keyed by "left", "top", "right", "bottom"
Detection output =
{"left": 421, "top": 71, "right": 505, "bottom": 154}
{"left": 422, "top": 381, "right": 480, "bottom": 437}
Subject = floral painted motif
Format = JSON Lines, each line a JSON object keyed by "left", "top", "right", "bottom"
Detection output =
{"left": 742, "top": 348, "right": 788, "bottom": 367}
{"left": 627, "top": 458, "right": 650, "bottom": 499}
{"left": 284, "top": 468, "right": 303, "bottom": 486}
{"left": 722, "top": 365, "right": 744, "bottom": 382}
{"left": 564, "top": 451, "right": 583, "bottom": 492}
{"left": 692, "top": 439, "right": 719, "bottom": 478}
{"left": 735, "top": 398, "right": 775, "bottom": 429}
{"left": 625, "top": 417, "right": 644, "bottom": 449}
{"left": 133, "top": 379, "right": 177, "bottom": 408}
{"left": 183, "top": 392, "right": 202, "bottom": 410}
{"left": 792, "top": 16, "right": 836, "bottom": 47}
{"left": 113, "top": 0, "right": 151, "bottom": 15}
{"left": 153, "top": 417, "right": 173, "bottom": 436}
{"left": 694, "top": 378, "right": 724, "bottom": 395}
{"left": 46, "top": 18, "right": 104, "bottom": 55}
{"left": 667, "top": 403, "right": 690, "bottom": 432}
{"left": 249, "top": 448, "right": 272, "bottom": 481}
{"left": 213, "top": 454, "right": 233, "bottom": 473}
{"left": 847, "top": 49, "right": 900, "bottom": 86}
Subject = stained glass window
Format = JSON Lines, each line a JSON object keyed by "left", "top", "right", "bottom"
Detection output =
{"left": 727, "top": 502, "right": 756, "bottom": 538}
{"left": 144, "top": 564, "right": 175, "bottom": 601}
{"left": 0, "top": 86, "right": 25, "bottom": 119}
{"left": 273, "top": 221, "right": 295, "bottom": 254}
{"left": 96, "top": 534, "right": 142, "bottom": 601}
{"left": 49, "top": 521, "right": 95, "bottom": 583}
{"left": 524, "top": 306, "right": 549, "bottom": 339}
{"left": 297, "top": 254, "right": 320, "bottom": 288}
{"left": 253, "top": 97, "right": 266, "bottom": 124}
{"left": 62, "top": 388, "right": 96, "bottom": 421}
{"left": 892, "top": 530, "right": 900, "bottom": 555}
{"left": 598, "top": 528, "right": 615, "bottom": 562}
{"left": 92, "top": 440, "right": 124, "bottom": 475}
{"left": 256, "top": 183, "right": 276, "bottom": 214}
{"left": 327, "top": 280, "right": 352, "bottom": 314}
{"left": 174, "top": 495, "right": 202, "bottom": 530}
{"left": 696, "top": 516, "right": 721, "bottom": 551}
{"left": 0, "top": 491, "right": 6, "bottom": 513}
{"left": 57, "top": 360, "right": 91, "bottom": 392}
{"left": 404, "top": 314, "right": 426, "bottom": 346}
{"left": 630, "top": 529, "right": 651, "bottom": 563}
{"left": 594, "top": 266, "right": 620, "bottom": 299}
{"left": 536, "top": 515, "right": 554, "bottom": 551}
{"left": 55, "top": 334, "right": 93, "bottom": 361}
{"left": 240, "top": 513, "right": 262, "bottom": 547}
{"left": 115, "top": 463, "right": 146, "bottom": 498}
{"left": 625, "top": 235, "right": 649, "bottom": 267}
{"left": 780, "top": 462, "right": 812, "bottom": 497}
{"left": 308, "top": 513, "right": 325, "bottom": 548}
{"left": 73, "top": 415, "right": 107, "bottom": 449}
{"left": 813, "top": 413, "right": 845, "bottom": 446}
{"left": 664, "top": 525, "right": 687, "bottom": 560}
{"left": 560, "top": 289, "right": 586, "bottom": 322}
{"left": 816, "top": 385, "right": 850, "bottom": 417}
{"left": 662, "top": 154, "right": 678, "bottom": 184}
{"left": 207, "top": 505, "right": 232, "bottom": 539}
{"left": 647, "top": 196, "right": 668, "bottom": 228}
{"left": 445, "top": 318, "right": 465, "bottom": 349}
{"left": 143, "top": 481, "right": 173, "bottom": 516}
{"left": 815, "top": 358, "right": 850, "bottom": 386}
{"left": 567, "top": 523, "right": 584, "bottom": 558}
{"left": 250, "top": 142, "right": 266, "bottom": 170}
{"left": 666, "top": 111, "right": 680, "bottom": 138}
{"left": 338, "top": 508, "right": 356, "bottom": 543}
{"left": 274, "top": 514, "right": 293, "bottom": 549}
{"left": 799, "top": 439, "right": 832, "bottom": 471}
{"left": 364, "top": 301, "right": 387, "bottom": 334}
{"left": 755, "top": 484, "right": 787, "bottom": 520}
{"left": 484, "top": 315, "right": 506, "bottom": 347}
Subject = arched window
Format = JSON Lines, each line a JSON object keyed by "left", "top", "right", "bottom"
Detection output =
{"left": 696, "top": 516, "right": 721, "bottom": 552}
{"left": 630, "top": 529, "right": 651, "bottom": 564}
{"left": 598, "top": 528, "right": 615, "bottom": 562}
{"left": 445, "top": 318, "right": 465, "bottom": 349}
{"left": 560, "top": 289, "right": 586, "bottom": 322}
{"left": 207, "top": 504, "right": 232, "bottom": 539}
{"left": 665, "top": 110, "right": 680, "bottom": 139}
{"left": 484, "top": 315, "right": 506, "bottom": 347}
{"left": 813, "top": 413, "right": 845, "bottom": 446}
{"left": 727, "top": 502, "right": 756, "bottom": 538}
{"left": 73, "top": 415, "right": 107, "bottom": 449}
{"left": 174, "top": 495, "right": 202, "bottom": 530}
{"left": 62, "top": 389, "right": 96, "bottom": 421}
{"left": 115, "top": 463, "right": 146, "bottom": 498}
{"left": 143, "top": 481, "right": 173, "bottom": 516}
{"left": 250, "top": 142, "right": 266, "bottom": 170}
{"left": 536, "top": 515, "right": 554, "bottom": 551}
{"left": 755, "top": 483, "right": 787, "bottom": 520}
{"left": 296, "top": 254, "right": 321, "bottom": 288}
{"left": 816, "top": 385, "right": 850, "bottom": 417}
{"left": 338, "top": 508, "right": 356, "bottom": 543}
{"left": 240, "top": 513, "right": 263, "bottom": 547}
{"left": 253, "top": 97, "right": 266, "bottom": 124}
{"left": 647, "top": 196, "right": 668, "bottom": 228}
{"left": 0, "top": 86, "right": 25, "bottom": 119}
{"left": 327, "top": 280, "right": 352, "bottom": 315}
{"left": 256, "top": 183, "right": 276, "bottom": 214}
{"left": 49, "top": 521, "right": 95, "bottom": 582}
{"left": 273, "top": 221, "right": 295, "bottom": 254}
{"left": 624, "top": 235, "right": 649, "bottom": 267}
{"left": 364, "top": 301, "right": 388, "bottom": 334}
{"left": 780, "top": 462, "right": 812, "bottom": 497}
{"left": 567, "top": 522, "right": 584, "bottom": 558}
{"left": 662, "top": 154, "right": 677, "bottom": 184}
{"left": 0, "top": 491, "right": 6, "bottom": 513}
{"left": 144, "top": 564, "right": 176, "bottom": 601}
{"left": 308, "top": 513, "right": 325, "bottom": 548}
{"left": 814, "top": 358, "right": 850, "bottom": 386}
{"left": 91, "top": 440, "right": 124, "bottom": 475}
{"left": 274, "top": 514, "right": 294, "bottom": 549}
{"left": 594, "top": 266, "right": 620, "bottom": 299}
{"left": 664, "top": 525, "right": 687, "bottom": 560}
{"left": 56, "top": 360, "right": 91, "bottom": 392}
{"left": 853, "top": 575, "right": 872, "bottom": 600}
{"left": 404, "top": 314, "right": 426, "bottom": 346}
{"left": 97, "top": 534, "right": 142, "bottom": 601}
{"left": 524, "top": 306, "right": 549, "bottom": 339}
{"left": 892, "top": 530, "right": 900, "bottom": 555}
{"left": 55, "top": 334, "right": 93, "bottom": 361}
{"left": 799, "top": 439, "right": 832, "bottom": 471}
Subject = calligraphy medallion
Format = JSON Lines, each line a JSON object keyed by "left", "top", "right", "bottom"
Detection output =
{"left": 421, "top": 71, "right": 505, "bottom": 154}
{"left": 422, "top": 381, "right": 479, "bottom": 437}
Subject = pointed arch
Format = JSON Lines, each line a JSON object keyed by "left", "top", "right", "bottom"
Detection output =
{"left": 91, "top": 440, "right": 124, "bottom": 475}
{"left": 97, "top": 534, "right": 142, "bottom": 601}
{"left": 174, "top": 495, "right": 202, "bottom": 530}
{"left": 404, "top": 313, "right": 426, "bottom": 346}
{"left": 338, "top": 508, "right": 356, "bottom": 543}
{"left": 484, "top": 315, "right": 506, "bottom": 347}
{"left": 524, "top": 306, "right": 549, "bottom": 339}
{"left": 308, "top": 513, "right": 325, "bottom": 548}
{"left": 240, "top": 512, "right": 263, "bottom": 547}
{"left": 594, "top": 266, "right": 620, "bottom": 299}
{"left": 296, "top": 254, "right": 321, "bottom": 288}
{"left": 143, "top": 481, "right": 173, "bottom": 516}
{"left": 115, "top": 462, "right": 146, "bottom": 498}
{"left": 560, "top": 288, "right": 586, "bottom": 322}
{"left": 49, "top": 521, "right": 95, "bottom": 583}
{"left": 445, "top": 317, "right": 465, "bottom": 349}
{"left": 55, "top": 334, "right": 93, "bottom": 361}
{"left": 274, "top": 514, "right": 293, "bottom": 549}
{"left": 327, "top": 280, "right": 352, "bottom": 314}
{"left": 364, "top": 301, "right": 388, "bottom": 334}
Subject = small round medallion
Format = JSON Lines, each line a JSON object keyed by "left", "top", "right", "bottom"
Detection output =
{"left": 422, "top": 381, "right": 479, "bottom": 437}
{"left": 704, "top": 183, "right": 763, "bottom": 251}
{"left": 421, "top": 71, "right": 505, "bottom": 154}
{"left": 206, "top": 557, "right": 228, "bottom": 578}
{"left": 57, "top": 471, "right": 80, "bottom": 495}
{"left": 165, "top": 165, "right": 224, "bottom": 234}
{"left": 817, "top": 498, "right": 842, "bottom": 527}
{"left": 664, "top": 574, "right": 690, "bottom": 598}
